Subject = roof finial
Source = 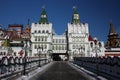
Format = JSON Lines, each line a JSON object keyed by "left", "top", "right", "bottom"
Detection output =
{"left": 73, "top": 6, "right": 77, "bottom": 10}
{"left": 42, "top": 5, "right": 45, "bottom": 10}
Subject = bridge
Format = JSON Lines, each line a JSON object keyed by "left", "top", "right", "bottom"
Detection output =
{"left": 0, "top": 56, "right": 120, "bottom": 80}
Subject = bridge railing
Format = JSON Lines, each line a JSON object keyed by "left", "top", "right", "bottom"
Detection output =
{"left": 73, "top": 57, "right": 120, "bottom": 79}
{"left": 0, "top": 56, "right": 50, "bottom": 79}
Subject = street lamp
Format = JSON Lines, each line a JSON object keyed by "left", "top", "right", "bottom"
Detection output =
{"left": 37, "top": 47, "right": 41, "bottom": 68}
{"left": 68, "top": 50, "right": 72, "bottom": 61}
{"left": 23, "top": 39, "right": 28, "bottom": 75}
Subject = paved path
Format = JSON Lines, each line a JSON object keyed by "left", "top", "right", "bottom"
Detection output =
{"left": 35, "top": 61, "right": 92, "bottom": 80}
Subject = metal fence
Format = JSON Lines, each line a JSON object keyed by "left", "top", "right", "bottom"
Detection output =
{"left": 73, "top": 57, "right": 120, "bottom": 79}
{"left": 0, "top": 56, "right": 49, "bottom": 79}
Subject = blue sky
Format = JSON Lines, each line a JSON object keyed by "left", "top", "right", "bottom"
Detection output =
{"left": 0, "top": 0, "right": 120, "bottom": 43}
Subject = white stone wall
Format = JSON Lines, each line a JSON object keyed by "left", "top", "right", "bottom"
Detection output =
{"left": 68, "top": 22, "right": 90, "bottom": 57}
{"left": 31, "top": 23, "right": 52, "bottom": 56}
{"left": 52, "top": 35, "right": 67, "bottom": 53}
{"left": 89, "top": 41, "right": 105, "bottom": 57}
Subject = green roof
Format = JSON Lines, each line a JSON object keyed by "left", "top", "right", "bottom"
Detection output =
{"left": 71, "top": 9, "right": 80, "bottom": 24}
{"left": 39, "top": 9, "right": 48, "bottom": 24}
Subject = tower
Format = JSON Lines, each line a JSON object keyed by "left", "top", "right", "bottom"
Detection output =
{"left": 71, "top": 6, "right": 80, "bottom": 24}
{"left": 106, "top": 22, "right": 120, "bottom": 47}
{"left": 31, "top": 7, "right": 52, "bottom": 57}
{"left": 67, "top": 6, "right": 89, "bottom": 57}
{"left": 21, "top": 19, "right": 31, "bottom": 39}
{"left": 39, "top": 7, "right": 48, "bottom": 24}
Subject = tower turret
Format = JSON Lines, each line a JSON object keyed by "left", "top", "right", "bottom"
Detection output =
{"left": 71, "top": 6, "right": 80, "bottom": 24}
{"left": 106, "top": 22, "right": 120, "bottom": 47}
{"left": 39, "top": 7, "right": 48, "bottom": 24}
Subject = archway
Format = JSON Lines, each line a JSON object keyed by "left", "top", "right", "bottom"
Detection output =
{"left": 51, "top": 53, "right": 69, "bottom": 61}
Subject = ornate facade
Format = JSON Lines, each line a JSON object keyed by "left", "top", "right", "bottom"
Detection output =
{"left": 31, "top": 8, "right": 105, "bottom": 59}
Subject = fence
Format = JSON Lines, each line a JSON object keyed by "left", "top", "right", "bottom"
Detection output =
{"left": 0, "top": 56, "right": 50, "bottom": 79}
{"left": 73, "top": 57, "right": 120, "bottom": 79}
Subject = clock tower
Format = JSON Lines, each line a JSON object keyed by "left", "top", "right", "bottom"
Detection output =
{"left": 71, "top": 7, "right": 80, "bottom": 24}
{"left": 39, "top": 7, "right": 48, "bottom": 24}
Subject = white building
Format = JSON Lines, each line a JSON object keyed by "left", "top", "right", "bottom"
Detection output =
{"left": 31, "top": 8, "right": 105, "bottom": 60}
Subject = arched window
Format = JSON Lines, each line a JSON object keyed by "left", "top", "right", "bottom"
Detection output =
{"left": 34, "top": 30, "right": 37, "bottom": 33}
{"left": 42, "top": 30, "right": 45, "bottom": 33}
{"left": 90, "top": 42, "right": 93, "bottom": 47}
{"left": 99, "top": 42, "right": 102, "bottom": 47}
{"left": 38, "top": 30, "right": 41, "bottom": 33}
{"left": 46, "top": 30, "right": 49, "bottom": 33}
{"left": 34, "top": 45, "right": 37, "bottom": 49}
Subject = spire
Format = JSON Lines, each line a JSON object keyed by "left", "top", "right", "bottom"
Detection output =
{"left": 71, "top": 6, "right": 80, "bottom": 24}
{"left": 39, "top": 6, "right": 48, "bottom": 24}
{"left": 109, "top": 21, "right": 117, "bottom": 35}
{"left": 106, "top": 21, "right": 120, "bottom": 47}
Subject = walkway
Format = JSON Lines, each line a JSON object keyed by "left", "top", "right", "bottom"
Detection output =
{"left": 32, "top": 61, "right": 93, "bottom": 80}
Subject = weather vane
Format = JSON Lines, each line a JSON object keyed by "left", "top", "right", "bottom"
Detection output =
{"left": 42, "top": 5, "right": 46, "bottom": 9}
{"left": 73, "top": 6, "right": 77, "bottom": 10}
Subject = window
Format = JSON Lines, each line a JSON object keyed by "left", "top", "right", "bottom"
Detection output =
{"left": 38, "top": 38, "right": 40, "bottom": 41}
{"left": 34, "top": 30, "right": 37, "bottom": 33}
{"left": 38, "top": 45, "right": 40, "bottom": 48}
{"left": 73, "top": 45, "right": 75, "bottom": 49}
{"left": 62, "top": 45, "right": 64, "bottom": 50}
{"left": 45, "top": 44, "right": 47, "bottom": 49}
{"left": 45, "top": 37, "right": 47, "bottom": 41}
{"left": 90, "top": 42, "right": 93, "bottom": 47}
{"left": 62, "top": 39, "right": 64, "bottom": 43}
{"left": 35, "top": 37, "right": 37, "bottom": 41}
{"left": 34, "top": 45, "right": 37, "bottom": 49}
{"left": 52, "top": 45, "right": 55, "bottom": 50}
{"left": 46, "top": 30, "right": 49, "bottom": 33}
{"left": 38, "top": 30, "right": 41, "bottom": 33}
{"left": 99, "top": 42, "right": 102, "bottom": 47}
{"left": 42, "top": 30, "right": 45, "bottom": 33}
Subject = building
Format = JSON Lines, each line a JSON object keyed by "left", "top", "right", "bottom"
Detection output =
{"left": 0, "top": 24, "right": 31, "bottom": 58}
{"left": 31, "top": 8, "right": 52, "bottom": 58}
{"left": 31, "top": 7, "right": 105, "bottom": 60}
{"left": 105, "top": 22, "right": 120, "bottom": 56}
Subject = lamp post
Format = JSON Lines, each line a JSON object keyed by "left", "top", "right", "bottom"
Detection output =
{"left": 68, "top": 50, "right": 72, "bottom": 61}
{"left": 37, "top": 47, "right": 41, "bottom": 68}
{"left": 23, "top": 39, "right": 28, "bottom": 75}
